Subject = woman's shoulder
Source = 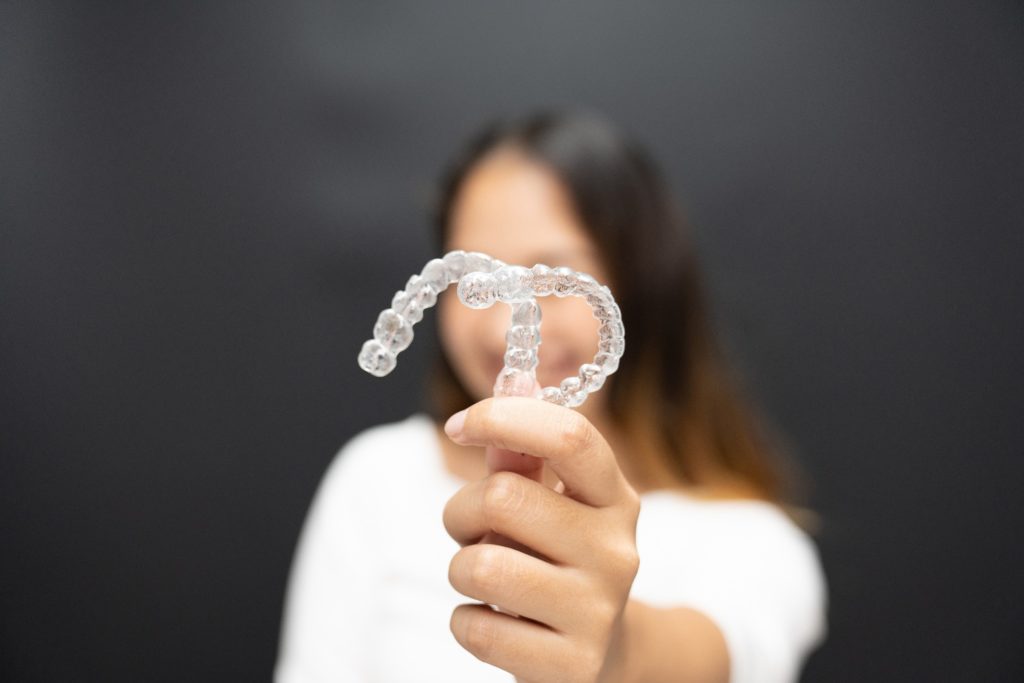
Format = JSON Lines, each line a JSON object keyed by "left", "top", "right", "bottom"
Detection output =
{"left": 634, "top": 490, "right": 828, "bottom": 675}
{"left": 314, "top": 413, "right": 440, "bottom": 498}
{"left": 334, "top": 413, "right": 436, "bottom": 460}
{"left": 635, "top": 489, "right": 826, "bottom": 607}
{"left": 641, "top": 488, "right": 810, "bottom": 538}
{"left": 638, "top": 490, "right": 821, "bottom": 569}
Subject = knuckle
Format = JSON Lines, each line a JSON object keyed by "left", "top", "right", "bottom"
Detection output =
{"left": 601, "top": 537, "right": 640, "bottom": 582}
{"left": 481, "top": 471, "right": 523, "bottom": 527}
{"left": 616, "top": 543, "right": 641, "bottom": 581}
{"left": 448, "top": 547, "right": 468, "bottom": 589}
{"left": 557, "top": 412, "right": 593, "bottom": 455}
{"left": 624, "top": 546, "right": 641, "bottom": 577}
{"left": 622, "top": 485, "right": 642, "bottom": 516}
{"left": 468, "top": 545, "right": 505, "bottom": 593}
{"left": 441, "top": 496, "right": 459, "bottom": 535}
{"left": 588, "top": 594, "right": 620, "bottom": 631}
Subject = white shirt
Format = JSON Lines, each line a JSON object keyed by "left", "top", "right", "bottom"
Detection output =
{"left": 275, "top": 414, "right": 827, "bottom": 683}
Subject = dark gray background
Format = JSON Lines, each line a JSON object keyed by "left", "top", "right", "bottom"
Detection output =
{"left": 2, "top": 1, "right": 1022, "bottom": 680}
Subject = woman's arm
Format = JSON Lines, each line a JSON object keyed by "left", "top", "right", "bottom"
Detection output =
{"left": 610, "top": 600, "right": 729, "bottom": 683}
{"left": 442, "top": 398, "right": 732, "bottom": 683}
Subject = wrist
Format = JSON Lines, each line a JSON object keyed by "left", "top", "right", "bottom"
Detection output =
{"left": 600, "top": 599, "right": 648, "bottom": 683}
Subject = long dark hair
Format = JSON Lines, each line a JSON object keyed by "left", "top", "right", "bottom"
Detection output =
{"left": 425, "top": 110, "right": 787, "bottom": 501}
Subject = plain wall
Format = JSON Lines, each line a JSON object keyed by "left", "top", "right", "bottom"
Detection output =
{"left": 2, "top": 2, "right": 1022, "bottom": 680}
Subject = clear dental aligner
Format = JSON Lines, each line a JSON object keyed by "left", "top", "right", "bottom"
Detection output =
{"left": 357, "top": 250, "right": 625, "bottom": 409}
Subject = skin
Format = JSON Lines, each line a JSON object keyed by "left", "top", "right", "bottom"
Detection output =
{"left": 437, "top": 149, "right": 730, "bottom": 682}
{"left": 437, "top": 147, "right": 610, "bottom": 428}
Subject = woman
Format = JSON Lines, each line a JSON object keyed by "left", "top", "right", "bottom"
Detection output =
{"left": 276, "top": 111, "right": 826, "bottom": 682}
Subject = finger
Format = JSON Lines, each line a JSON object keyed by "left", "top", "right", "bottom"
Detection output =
{"left": 485, "top": 444, "right": 544, "bottom": 483}
{"left": 481, "top": 444, "right": 545, "bottom": 550}
{"left": 450, "top": 603, "right": 567, "bottom": 681}
{"left": 443, "top": 470, "right": 596, "bottom": 564}
{"left": 486, "top": 377, "right": 545, "bottom": 483}
{"left": 445, "top": 397, "right": 630, "bottom": 508}
{"left": 448, "top": 543, "right": 583, "bottom": 633}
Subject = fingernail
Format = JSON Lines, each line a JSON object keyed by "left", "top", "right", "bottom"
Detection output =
{"left": 444, "top": 409, "right": 468, "bottom": 440}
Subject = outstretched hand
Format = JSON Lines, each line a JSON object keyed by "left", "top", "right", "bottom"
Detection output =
{"left": 442, "top": 397, "right": 642, "bottom": 683}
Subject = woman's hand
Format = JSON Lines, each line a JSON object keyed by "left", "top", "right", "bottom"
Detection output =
{"left": 442, "top": 396, "right": 642, "bottom": 683}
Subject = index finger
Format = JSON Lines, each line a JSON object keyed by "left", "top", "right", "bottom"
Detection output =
{"left": 444, "top": 397, "right": 631, "bottom": 508}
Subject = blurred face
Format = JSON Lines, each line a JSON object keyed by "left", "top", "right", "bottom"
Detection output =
{"left": 438, "top": 148, "right": 611, "bottom": 421}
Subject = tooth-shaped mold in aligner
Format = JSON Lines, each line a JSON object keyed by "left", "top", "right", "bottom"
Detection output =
{"left": 358, "top": 250, "right": 625, "bottom": 409}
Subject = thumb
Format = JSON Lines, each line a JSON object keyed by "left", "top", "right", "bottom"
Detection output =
{"left": 486, "top": 376, "right": 544, "bottom": 483}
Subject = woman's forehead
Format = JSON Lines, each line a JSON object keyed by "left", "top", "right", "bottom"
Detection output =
{"left": 447, "top": 152, "right": 601, "bottom": 271}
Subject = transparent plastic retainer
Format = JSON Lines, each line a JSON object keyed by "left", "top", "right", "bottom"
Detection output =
{"left": 357, "top": 250, "right": 624, "bottom": 408}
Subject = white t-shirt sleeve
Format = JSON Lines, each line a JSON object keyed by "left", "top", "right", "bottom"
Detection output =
{"left": 275, "top": 430, "right": 385, "bottom": 683}
{"left": 699, "top": 515, "right": 826, "bottom": 683}
{"left": 634, "top": 496, "right": 827, "bottom": 683}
